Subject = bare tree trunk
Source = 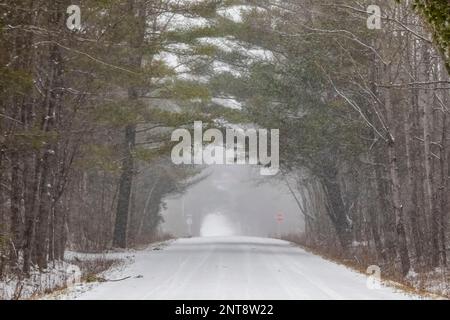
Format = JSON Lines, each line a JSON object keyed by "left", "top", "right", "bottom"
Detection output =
{"left": 35, "top": 151, "right": 53, "bottom": 269}
{"left": 368, "top": 163, "right": 386, "bottom": 263}
{"left": 113, "top": 123, "right": 136, "bottom": 248}
{"left": 387, "top": 137, "right": 411, "bottom": 276}
{"left": 321, "top": 164, "right": 352, "bottom": 251}
{"left": 35, "top": 33, "right": 63, "bottom": 269}
{"left": 0, "top": 151, "right": 4, "bottom": 235}
{"left": 405, "top": 91, "right": 423, "bottom": 267}
{"left": 420, "top": 47, "right": 440, "bottom": 268}
{"left": 112, "top": 0, "right": 146, "bottom": 248}
{"left": 9, "top": 150, "right": 21, "bottom": 264}
{"left": 373, "top": 146, "right": 397, "bottom": 264}
{"left": 439, "top": 112, "right": 448, "bottom": 266}
{"left": 384, "top": 64, "right": 410, "bottom": 276}
{"left": 22, "top": 156, "right": 40, "bottom": 274}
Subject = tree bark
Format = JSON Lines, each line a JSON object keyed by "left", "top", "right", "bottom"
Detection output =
{"left": 9, "top": 150, "right": 21, "bottom": 264}
{"left": 421, "top": 47, "right": 440, "bottom": 268}
{"left": 112, "top": 0, "right": 146, "bottom": 248}
{"left": 321, "top": 164, "right": 352, "bottom": 250}
{"left": 113, "top": 123, "right": 136, "bottom": 248}
{"left": 384, "top": 63, "right": 410, "bottom": 276}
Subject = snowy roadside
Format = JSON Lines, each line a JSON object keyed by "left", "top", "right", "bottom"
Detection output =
{"left": 0, "top": 261, "right": 81, "bottom": 300}
{"left": 41, "top": 256, "right": 130, "bottom": 300}
{"left": 0, "top": 240, "right": 175, "bottom": 300}
{"left": 285, "top": 240, "right": 447, "bottom": 300}
{"left": 42, "top": 239, "right": 175, "bottom": 300}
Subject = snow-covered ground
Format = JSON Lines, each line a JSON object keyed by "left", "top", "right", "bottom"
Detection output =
{"left": 0, "top": 261, "right": 81, "bottom": 300}
{"left": 50, "top": 236, "right": 422, "bottom": 300}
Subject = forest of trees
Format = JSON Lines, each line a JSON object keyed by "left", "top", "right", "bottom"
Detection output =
{"left": 1, "top": 0, "right": 450, "bottom": 296}
{"left": 0, "top": 0, "right": 230, "bottom": 277}
{"left": 212, "top": 0, "right": 450, "bottom": 279}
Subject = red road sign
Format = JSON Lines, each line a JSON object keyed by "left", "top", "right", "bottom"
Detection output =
{"left": 276, "top": 212, "right": 284, "bottom": 223}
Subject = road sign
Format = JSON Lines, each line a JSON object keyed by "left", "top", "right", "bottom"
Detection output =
{"left": 276, "top": 212, "right": 284, "bottom": 223}
{"left": 186, "top": 214, "right": 193, "bottom": 237}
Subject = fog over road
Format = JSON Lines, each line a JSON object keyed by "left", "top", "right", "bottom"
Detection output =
{"left": 161, "top": 165, "right": 304, "bottom": 238}
{"left": 69, "top": 237, "right": 415, "bottom": 300}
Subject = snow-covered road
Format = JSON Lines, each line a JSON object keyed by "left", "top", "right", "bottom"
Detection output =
{"left": 68, "top": 236, "right": 416, "bottom": 300}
